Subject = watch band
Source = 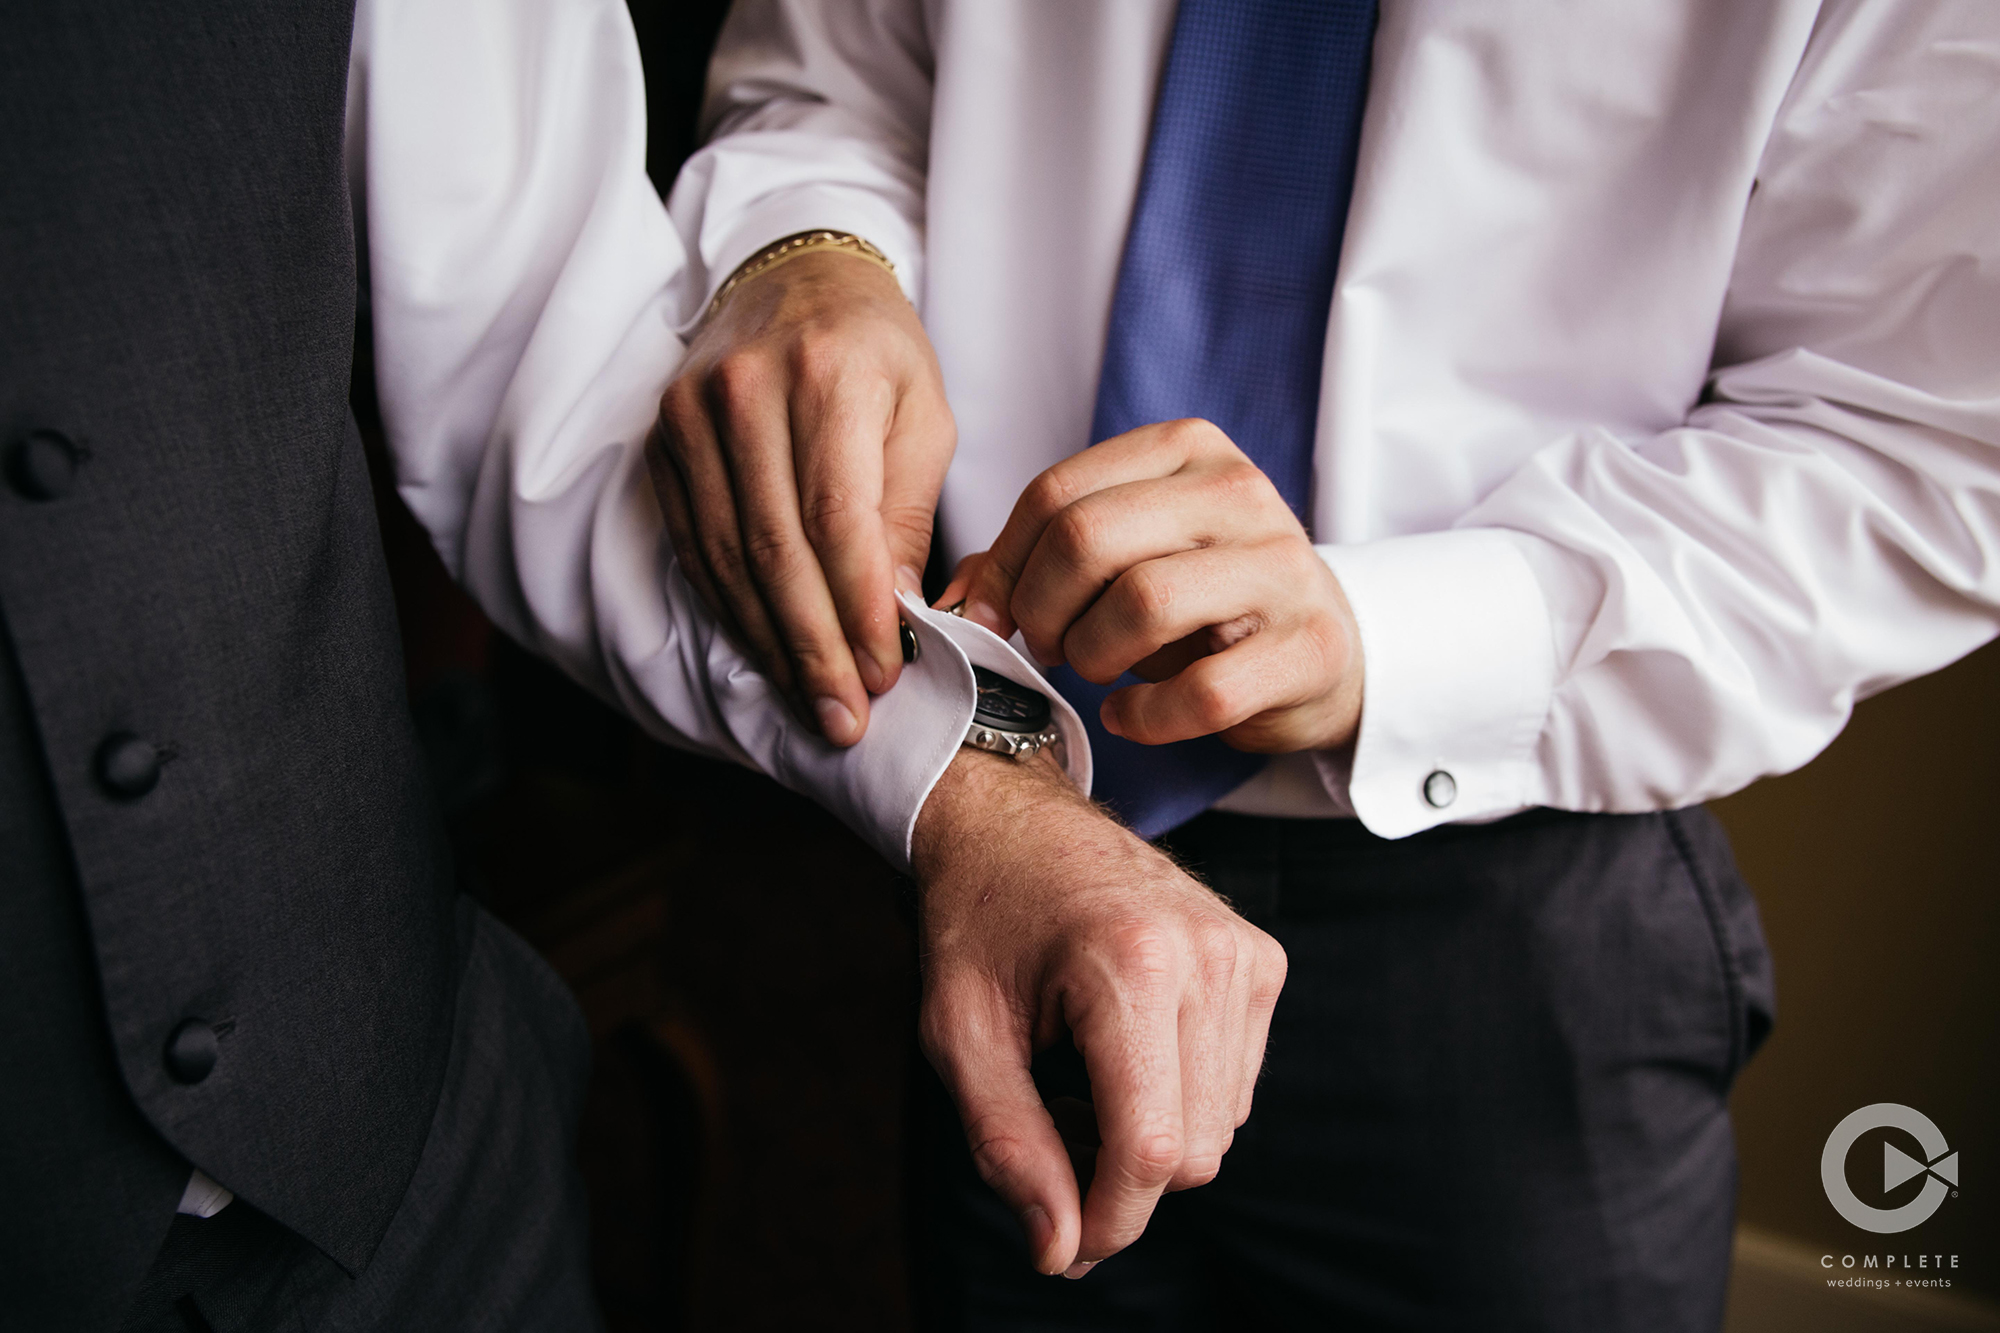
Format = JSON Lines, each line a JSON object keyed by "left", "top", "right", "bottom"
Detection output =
{"left": 963, "top": 720, "right": 1064, "bottom": 760}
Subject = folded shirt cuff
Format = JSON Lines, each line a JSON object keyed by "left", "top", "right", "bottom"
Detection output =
{"left": 709, "top": 591, "right": 1090, "bottom": 873}
{"left": 1315, "top": 530, "right": 1557, "bottom": 838}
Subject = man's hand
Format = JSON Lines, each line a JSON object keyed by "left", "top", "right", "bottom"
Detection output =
{"left": 649, "top": 250, "right": 955, "bottom": 745}
{"left": 912, "top": 747, "right": 1287, "bottom": 1277}
{"left": 938, "top": 419, "right": 1364, "bottom": 754}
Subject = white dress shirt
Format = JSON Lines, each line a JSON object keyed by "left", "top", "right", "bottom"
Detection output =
{"left": 673, "top": 0, "right": 2000, "bottom": 838}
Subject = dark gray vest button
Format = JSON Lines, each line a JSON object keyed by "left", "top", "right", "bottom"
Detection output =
{"left": 5, "top": 430, "right": 83, "bottom": 500}
{"left": 165, "top": 1019, "right": 219, "bottom": 1084}
{"left": 96, "top": 733, "right": 162, "bottom": 797}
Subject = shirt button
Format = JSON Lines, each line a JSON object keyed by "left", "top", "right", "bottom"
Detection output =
{"left": 165, "top": 1019, "right": 219, "bottom": 1084}
{"left": 5, "top": 430, "right": 83, "bottom": 501}
{"left": 1422, "top": 768, "right": 1458, "bottom": 809}
{"left": 96, "top": 733, "right": 162, "bottom": 798}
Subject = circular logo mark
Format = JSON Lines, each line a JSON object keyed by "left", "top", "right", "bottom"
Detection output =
{"left": 1821, "top": 1103, "right": 1959, "bottom": 1234}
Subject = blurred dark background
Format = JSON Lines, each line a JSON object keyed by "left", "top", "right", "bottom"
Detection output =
{"left": 352, "top": 4, "right": 1998, "bottom": 1329}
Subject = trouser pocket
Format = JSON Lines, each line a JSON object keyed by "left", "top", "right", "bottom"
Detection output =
{"left": 1666, "top": 806, "right": 1776, "bottom": 1087}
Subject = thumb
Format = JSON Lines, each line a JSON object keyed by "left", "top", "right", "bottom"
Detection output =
{"left": 921, "top": 988, "right": 1082, "bottom": 1275}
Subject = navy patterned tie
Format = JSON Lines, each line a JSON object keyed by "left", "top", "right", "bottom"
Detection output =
{"left": 1050, "top": 0, "right": 1378, "bottom": 838}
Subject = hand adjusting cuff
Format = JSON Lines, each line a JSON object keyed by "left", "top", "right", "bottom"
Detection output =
{"left": 706, "top": 230, "right": 899, "bottom": 320}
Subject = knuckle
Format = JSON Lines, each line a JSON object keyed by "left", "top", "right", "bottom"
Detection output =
{"left": 788, "top": 330, "right": 856, "bottom": 388}
{"left": 1298, "top": 617, "right": 1347, "bottom": 685}
{"left": 882, "top": 505, "right": 937, "bottom": 559}
{"left": 800, "top": 483, "right": 869, "bottom": 546}
{"left": 1104, "top": 921, "right": 1179, "bottom": 988}
{"left": 1186, "top": 913, "right": 1241, "bottom": 984}
{"left": 1218, "top": 459, "right": 1273, "bottom": 508}
{"left": 962, "top": 1116, "right": 1042, "bottom": 1194}
{"left": 709, "top": 350, "right": 776, "bottom": 411}
{"left": 1116, "top": 564, "right": 1175, "bottom": 627}
{"left": 1125, "top": 1129, "right": 1185, "bottom": 1181}
{"left": 1046, "top": 503, "right": 1105, "bottom": 571}
{"left": 739, "top": 521, "right": 797, "bottom": 578}
{"left": 1022, "top": 468, "right": 1083, "bottom": 525}
{"left": 1246, "top": 941, "right": 1289, "bottom": 1008}
{"left": 1163, "top": 417, "right": 1223, "bottom": 455}
{"left": 1176, "top": 1149, "right": 1223, "bottom": 1189}
{"left": 1186, "top": 669, "right": 1242, "bottom": 731}
{"left": 699, "top": 530, "right": 750, "bottom": 588}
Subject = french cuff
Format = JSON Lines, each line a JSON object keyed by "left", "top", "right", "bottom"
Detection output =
{"left": 1316, "top": 529, "right": 1556, "bottom": 839}
{"left": 712, "top": 591, "right": 1089, "bottom": 875}
{"left": 682, "top": 189, "right": 923, "bottom": 337}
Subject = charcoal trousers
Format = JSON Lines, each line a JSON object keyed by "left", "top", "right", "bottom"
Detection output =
{"left": 914, "top": 806, "right": 1775, "bottom": 1332}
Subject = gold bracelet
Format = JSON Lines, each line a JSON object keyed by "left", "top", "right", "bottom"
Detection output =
{"left": 705, "top": 230, "right": 900, "bottom": 320}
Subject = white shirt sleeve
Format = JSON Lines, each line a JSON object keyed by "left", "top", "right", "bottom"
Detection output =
{"left": 343, "top": 0, "right": 1082, "bottom": 869}
{"left": 663, "top": 0, "right": 934, "bottom": 321}
{"left": 1325, "top": 2, "right": 2000, "bottom": 835}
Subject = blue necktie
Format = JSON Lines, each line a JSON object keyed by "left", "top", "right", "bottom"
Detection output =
{"left": 1051, "top": 0, "right": 1377, "bottom": 839}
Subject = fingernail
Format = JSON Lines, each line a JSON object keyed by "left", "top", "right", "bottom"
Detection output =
{"left": 895, "top": 564, "right": 924, "bottom": 596}
{"left": 1019, "top": 1206, "right": 1054, "bottom": 1271}
{"left": 964, "top": 599, "right": 1005, "bottom": 634}
{"left": 852, "top": 643, "right": 886, "bottom": 694}
{"left": 814, "top": 696, "right": 859, "bottom": 744}
{"left": 1063, "top": 1260, "right": 1097, "bottom": 1281}
{"left": 1099, "top": 701, "right": 1124, "bottom": 738}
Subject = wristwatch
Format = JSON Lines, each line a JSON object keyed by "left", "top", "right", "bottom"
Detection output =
{"left": 963, "top": 666, "right": 1063, "bottom": 759}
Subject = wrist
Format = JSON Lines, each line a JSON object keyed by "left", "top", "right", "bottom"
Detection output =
{"left": 910, "top": 745, "right": 1079, "bottom": 887}
{"left": 706, "top": 230, "right": 903, "bottom": 323}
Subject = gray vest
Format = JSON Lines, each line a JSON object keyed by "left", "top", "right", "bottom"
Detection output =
{"left": 0, "top": 3, "right": 459, "bottom": 1324}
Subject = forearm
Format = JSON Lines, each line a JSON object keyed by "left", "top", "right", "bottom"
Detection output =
{"left": 913, "top": 746, "right": 1074, "bottom": 880}
{"left": 354, "top": 0, "right": 1076, "bottom": 870}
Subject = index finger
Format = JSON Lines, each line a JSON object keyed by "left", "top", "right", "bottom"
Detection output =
{"left": 790, "top": 366, "right": 905, "bottom": 697}
{"left": 711, "top": 369, "right": 874, "bottom": 744}
{"left": 962, "top": 419, "right": 1220, "bottom": 639}
{"left": 1065, "top": 961, "right": 1186, "bottom": 1267}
